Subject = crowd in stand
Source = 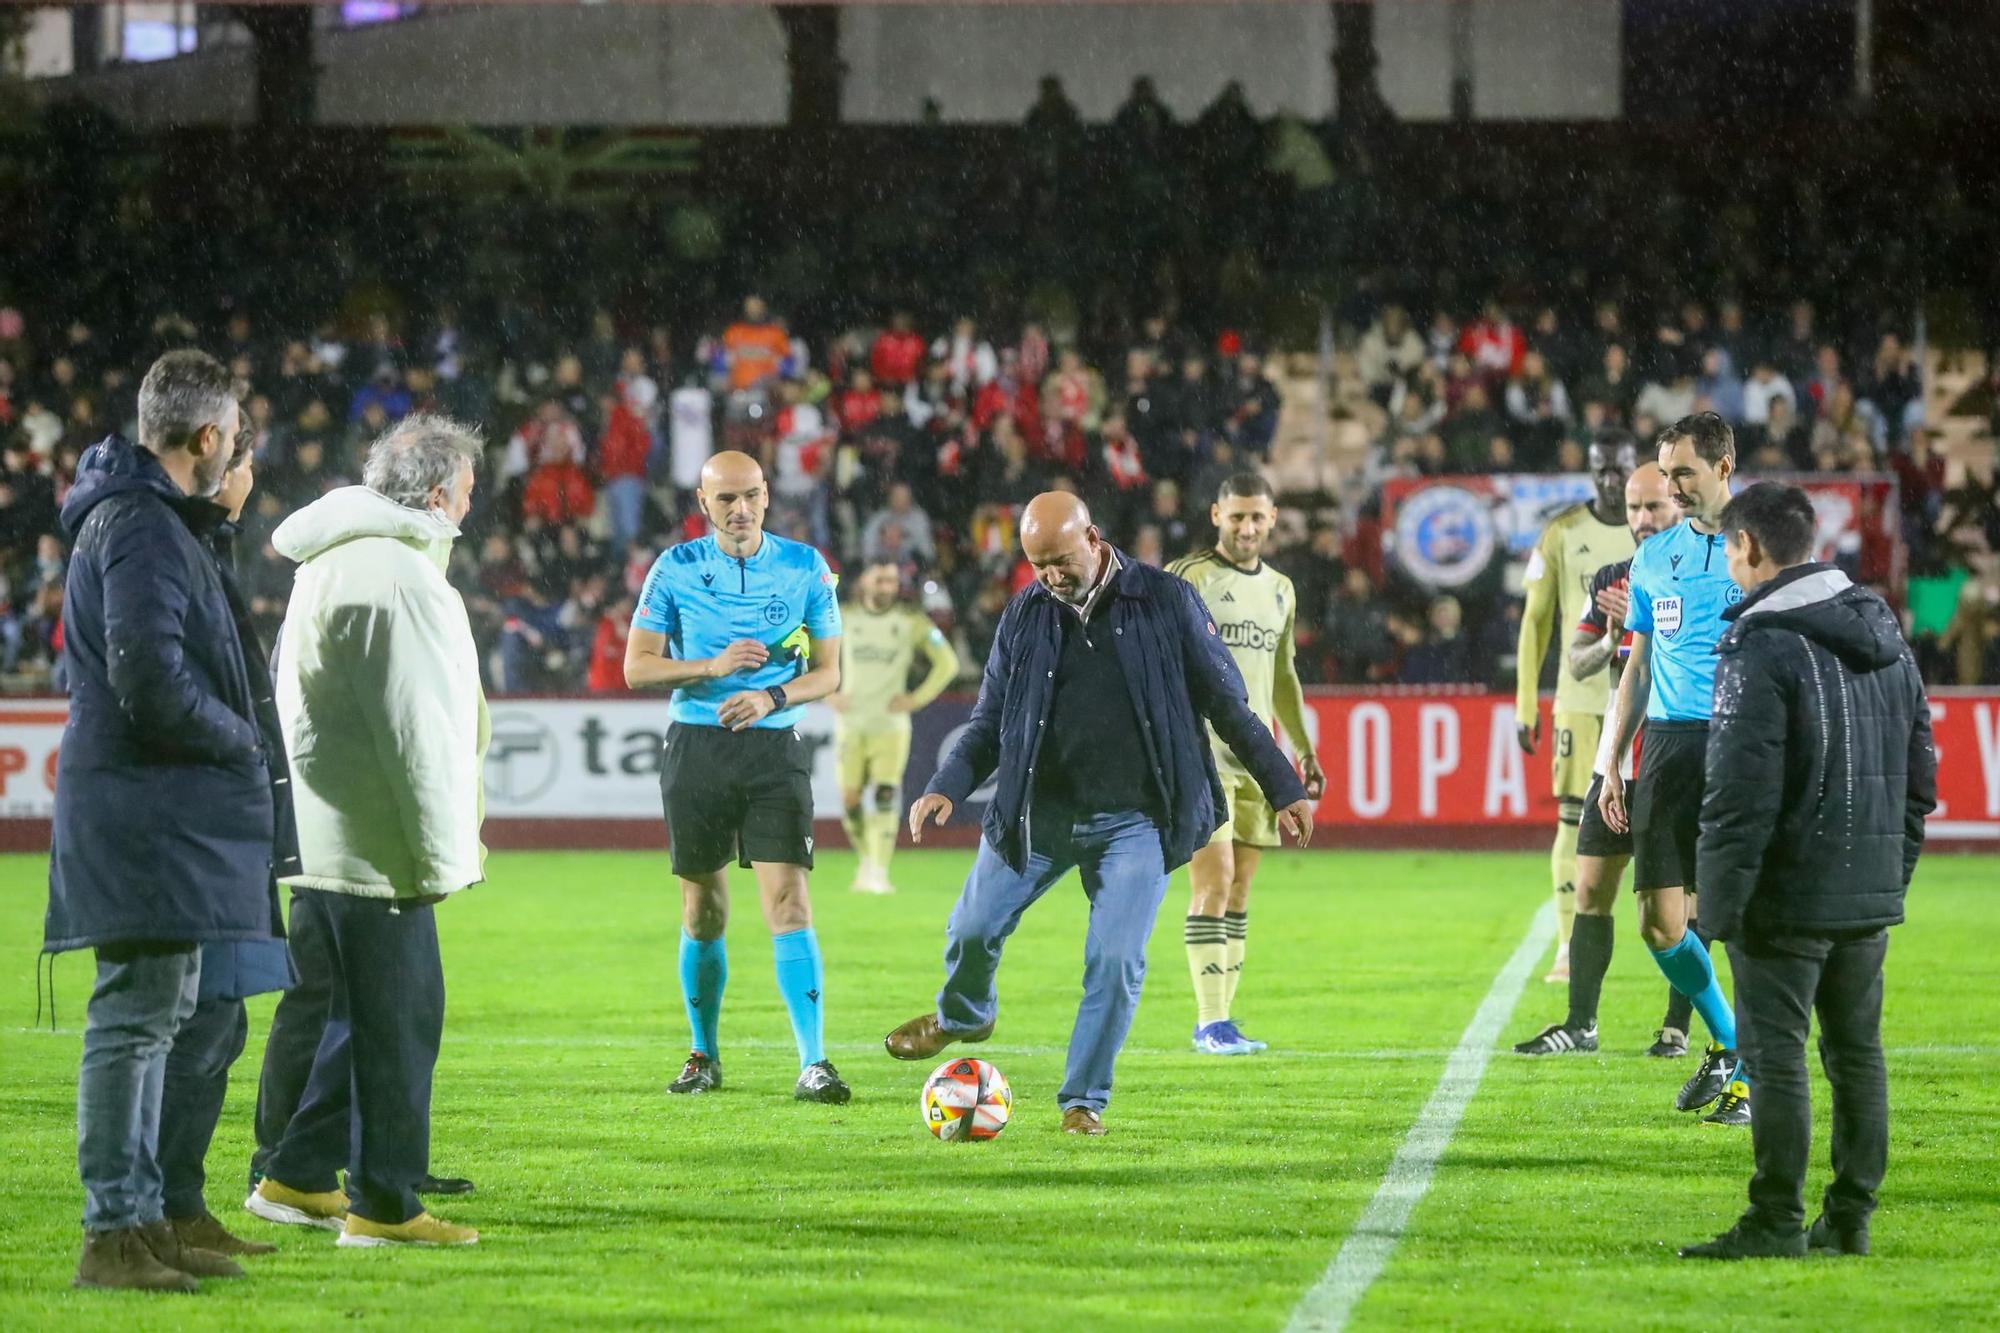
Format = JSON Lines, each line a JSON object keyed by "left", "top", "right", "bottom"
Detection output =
{"left": 2, "top": 287, "right": 1997, "bottom": 697}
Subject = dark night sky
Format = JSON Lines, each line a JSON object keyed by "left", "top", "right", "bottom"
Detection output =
{"left": 1624, "top": 0, "right": 1858, "bottom": 118}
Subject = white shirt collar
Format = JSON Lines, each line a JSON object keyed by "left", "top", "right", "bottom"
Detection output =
{"left": 1059, "top": 545, "right": 1120, "bottom": 621}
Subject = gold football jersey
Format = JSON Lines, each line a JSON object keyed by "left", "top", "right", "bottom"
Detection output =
{"left": 1168, "top": 549, "right": 1296, "bottom": 775}
{"left": 1519, "top": 504, "right": 1636, "bottom": 716}
{"left": 840, "top": 605, "right": 949, "bottom": 732}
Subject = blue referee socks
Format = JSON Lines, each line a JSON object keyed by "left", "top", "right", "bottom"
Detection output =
{"left": 772, "top": 927, "right": 827, "bottom": 1070}
{"left": 1649, "top": 929, "right": 1738, "bottom": 1053}
{"left": 679, "top": 929, "right": 727, "bottom": 1057}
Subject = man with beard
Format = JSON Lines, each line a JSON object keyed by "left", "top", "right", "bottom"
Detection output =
{"left": 47, "top": 349, "right": 278, "bottom": 1292}
{"left": 1167, "top": 474, "right": 1324, "bottom": 1054}
{"left": 1598, "top": 413, "right": 1751, "bottom": 1126}
{"left": 831, "top": 559, "right": 959, "bottom": 895}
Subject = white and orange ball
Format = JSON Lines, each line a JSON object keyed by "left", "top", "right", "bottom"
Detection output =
{"left": 920, "top": 1057, "right": 1012, "bottom": 1141}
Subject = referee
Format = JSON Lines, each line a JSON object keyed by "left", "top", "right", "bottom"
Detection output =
{"left": 1598, "top": 413, "right": 1748, "bottom": 1125}
{"left": 625, "top": 451, "right": 850, "bottom": 1103}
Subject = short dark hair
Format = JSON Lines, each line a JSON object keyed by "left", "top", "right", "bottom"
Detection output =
{"left": 1590, "top": 426, "right": 1639, "bottom": 456}
{"left": 1216, "top": 472, "right": 1273, "bottom": 503}
{"left": 1657, "top": 411, "right": 1735, "bottom": 466}
{"left": 1719, "top": 482, "right": 1816, "bottom": 566}
{"left": 137, "top": 349, "right": 234, "bottom": 455}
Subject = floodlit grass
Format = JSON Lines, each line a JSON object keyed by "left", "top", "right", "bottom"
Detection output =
{"left": 2, "top": 849, "right": 1995, "bottom": 1329}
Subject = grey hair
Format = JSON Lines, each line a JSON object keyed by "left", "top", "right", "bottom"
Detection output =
{"left": 362, "top": 412, "right": 483, "bottom": 508}
{"left": 137, "top": 349, "right": 235, "bottom": 455}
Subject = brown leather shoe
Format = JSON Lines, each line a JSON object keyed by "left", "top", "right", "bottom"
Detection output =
{"left": 73, "top": 1227, "right": 199, "bottom": 1293}
{"left": 173, "top": 1210, "right": 277, "bottom": 1257}
{"left": 884, "top": 1012, "right": 994, "bottom": 1061}
{"left": 1061, "top": 1108, "right": 1106, "bottom": 1136}
{"left": 140, "top": 1219, "right": 245, "bottom": 1280}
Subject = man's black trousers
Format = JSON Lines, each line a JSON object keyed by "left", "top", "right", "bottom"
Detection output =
{"left": 251, "top": 888, "right": 337, "bottom": 1188}
{"left": 160, "top": 995, "right": 248, "bottom": 1219}
{"left": 261, "top": 891, "right": 444, "bottom": 1225}
{"left": 1726, "top": 928, "right": 1890, "bottom": 1234}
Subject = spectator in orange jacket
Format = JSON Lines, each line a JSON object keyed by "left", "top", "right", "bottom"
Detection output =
{"left": 722, "top": 296, "right": 790, "bottom": 393}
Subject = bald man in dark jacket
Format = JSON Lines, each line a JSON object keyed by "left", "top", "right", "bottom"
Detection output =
{"left": 887, "top": 493, "right": 1312, "bottom": 1136}
{"left": 1682, "top": 483, "right": 1936, "bottom": 1262}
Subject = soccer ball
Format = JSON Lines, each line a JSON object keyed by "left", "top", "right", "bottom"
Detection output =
{"left": 920, "top": 1057, "right": 1012, "bottom": 1141}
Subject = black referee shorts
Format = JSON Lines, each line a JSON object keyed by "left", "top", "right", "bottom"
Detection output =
{"left": 660, "top": 722, "right": 816, "bottom": 878}
{"left": 1630, "top": 720, "right": 1708, "bottom": 893}
{"left": 1576, "top": 773, "right": 1633, "bottom": 860}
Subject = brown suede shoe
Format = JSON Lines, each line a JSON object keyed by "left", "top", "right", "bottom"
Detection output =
{"left": 74, "top": 1227, "right": 199, "bottom": 1293}
{"left": 1061, "top": 1108, "right": 1106, "bottom": 1136}
{"left": 884, "top": 1012, "right": 994, "bottom": 1061}
{"left": 174, "top": 1210, "right": 277, "bottom": 1258}
{"left": 140, "top": 1219, "right": 245, "bottom": 1280}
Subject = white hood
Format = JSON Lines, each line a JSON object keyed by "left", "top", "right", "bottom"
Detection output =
{"left": 273, "top": 485, "right": 460, "bottom": 565}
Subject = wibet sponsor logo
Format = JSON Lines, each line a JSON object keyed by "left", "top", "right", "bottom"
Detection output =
{"left": 1217, "top": 620, "right": 1281, "bottom": 653}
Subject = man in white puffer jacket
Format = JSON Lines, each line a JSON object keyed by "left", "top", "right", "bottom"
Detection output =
{"left": 247, "top": 414, "right": 488, "bottom": 1250}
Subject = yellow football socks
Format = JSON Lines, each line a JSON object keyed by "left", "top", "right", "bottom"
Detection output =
{"left": 1222, "top": 911, "right": 1248, "bottom": 1015}
{"left": 1187, "top": 915, "right": 1230, "bottom": 1026}
{"left": 1552, "top": 816, "right": 1580, "bottom": 948}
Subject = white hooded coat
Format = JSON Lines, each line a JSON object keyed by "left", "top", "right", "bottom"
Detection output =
{"left": 273, "top": 486, "right": 489, "bottom": 900}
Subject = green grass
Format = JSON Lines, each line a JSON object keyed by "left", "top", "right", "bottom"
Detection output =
{"left": 2, "top": 850, "right": 1996, "bottom": 1329}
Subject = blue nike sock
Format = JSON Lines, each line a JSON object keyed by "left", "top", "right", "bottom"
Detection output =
{"left": 771, "top": 927, "right": 826, "bottom": 1069}
{"left": 1649, "top": 929, "right": 1738, "bottom": 1053}
{"left": 679, "top": 929, "right": 727, "bottom": 1058}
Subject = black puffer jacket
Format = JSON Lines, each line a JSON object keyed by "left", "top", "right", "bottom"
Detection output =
{"left": 1697, "top": 564, "right": 1937, "bottom": 941}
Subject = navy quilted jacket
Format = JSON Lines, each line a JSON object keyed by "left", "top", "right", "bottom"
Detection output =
{"left": 928, "top": 548, "right": 1307, "bottom": 873}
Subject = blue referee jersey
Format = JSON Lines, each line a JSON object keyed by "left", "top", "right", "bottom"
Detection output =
{"left": 633, "top": 532, "right": 842, "bottom": 729}
{"left": 1625, "top": 517, "right": 1743, "bottom": 722}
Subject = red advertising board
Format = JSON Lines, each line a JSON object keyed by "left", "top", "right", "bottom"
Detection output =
{"left": 1290, "top": 690, "right": 2000, "bottom": 846}
{"left": 4, "top": 690, "right": 1997, "bottom": 850}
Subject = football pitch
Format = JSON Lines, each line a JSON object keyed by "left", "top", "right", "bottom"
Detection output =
{"left": 3, "top": 849, "right": 1997, "bottom": 1330}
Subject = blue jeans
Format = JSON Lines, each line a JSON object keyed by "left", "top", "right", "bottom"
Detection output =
{"left": 604, "top": 475, "right": 648, "bottom": 552}
{"left": 937, "top": 808, "right": 1170, "bottom": 1114}
{"left": 78, "top": 944, "right": 200, "bottom": 1231}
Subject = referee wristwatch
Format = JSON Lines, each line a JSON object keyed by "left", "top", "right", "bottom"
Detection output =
{"left": 765, "top": 685, "right": 788, "bottom": 711}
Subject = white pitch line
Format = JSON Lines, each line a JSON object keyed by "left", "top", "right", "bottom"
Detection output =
{"left": 1286, "top": 900, "right": 1555, "bottom": 1333}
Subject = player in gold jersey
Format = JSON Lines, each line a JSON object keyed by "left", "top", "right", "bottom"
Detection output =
{"left": 829, "top": 560, "right": 959, "bottom": 894}
{"left": 1515, "top": 431, "right": 1637, "bottom": 983}
{"left": 1167, "top": 474, "right": 1323, "bottom": 1056}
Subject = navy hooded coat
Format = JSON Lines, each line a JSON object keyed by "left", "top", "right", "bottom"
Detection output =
{"left": 44, "top": 435, "right": 283, "bottom": 954}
